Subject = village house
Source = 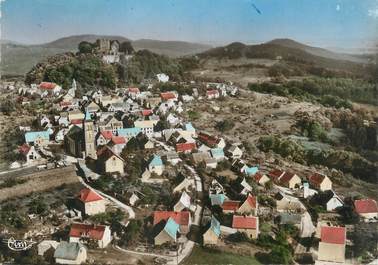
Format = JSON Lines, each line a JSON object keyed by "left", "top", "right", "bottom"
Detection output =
{"left": 144, "top": 97, "right": 162, "bottom": 108}
{"left": 108, "top": 136, "right": 126, "bottom": 155}
{"left": 98, "top": 115, "right": 123, "bottom": 134}
{"left": 76, "top": 188, "right": 106, "bottom": 216}
{"left": 210, "top": 148, "right": 225, "bottom": 160}
{"left": 237, "top": 194, "right": 258, "bottom": 215}
{"left": 173, "top": 191, "right": 191, "bottom": 212}
{"left": 279, "top": 212, "right": 302, "bottom": 230}
{"left": 206, "top": 89, "right": 220, "bottom": 99}
{"left": 354, "top": 198, "right": 378, "bottom": 220}
{"left": 176, "top": 142, "right": 196, "bottom": 153}
{"left": 308, "top": 173, "right": 332, "bottom": 191}
{"left": 68, "top": 110, "right": 85, "bottom": 121}
{"left": 134, "top": 120, "right": 158, "bottom": 137}
{"left": 148, "top": 155, "right": 164, "bottom": 175}
{"left": 232, "top": 215, "right": 259, "bottom": 239}
{"left": 221, "top": 200, "right": 240, "bottom": 214}
{"left": 203, "top": 216, "right": 221, "bottom": 245}
{"left": 270, "top": 170, "right": 302, "bottom": 189}
{"left": 317, "top": 226, "right": 346, "bottom": 263}
{"left": 233, "top": 177, "right": 253, "bottom": 195}
{"left": 154, "top": 218, "right": 179, "bottom": 246}
{"left": 19, "top": 144, "right": 41, "bottom": 164}
{"left": 54, "top": 242, "right": 87, "bottom": 265}
{"left": 127, "top": 87, "right": 140, "bottom": 99}
{"left": 38, "top": 240, "right": 59, "bottom": 256}
{"left": 39, "top": 82, "right": 63, "bottom": 96}
{"left": 69, "top": 223, "right": 112, "bottom": 248}
{"left": 153, "top": 211, "right": 191, "bottom": 235}
{"left": 96, "top": 130, "right": 113, "bottom": 146}
{"left": 275, "top": 192, "right": 304, "bottom": 212}
{"left": 325, "top": 192, "right": 344, "bottom": 211}
{"left": 117, "top": 127, "right": 141, "bottom": 139}
{"left": 96, "top": 146, "right": 125, "bottom": 174}
{"left": 253, "top": 172, "right": 270, "bottom": 186}
{"left": 226, "top": 145, "right": 243, "bottom": 159}
{"left": 160, "top": 91, "right": 178, "bottom": 101}
{"left": 25, "top": 131, "right": 50, "bottom": 146}
{"left": 156, "top": 73, "right": 169, "bottom": 83}
{"left": 84, "top": 101, "right": 101, "bottom": 114}
{"left": 210, "top": 193, "right": 226, "bottom": 206}
{"left": 173, "top": 177, "right": 195, "bottom": 193}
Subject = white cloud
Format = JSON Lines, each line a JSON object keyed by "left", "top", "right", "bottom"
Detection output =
{"left": 368, "top": 8, "right": 378, "bottom": 18}
{"left": 336, "top": 4, "right": 340, "bottom": 11}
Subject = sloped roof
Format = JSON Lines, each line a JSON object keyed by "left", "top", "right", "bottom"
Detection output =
{"left": 210, "top": 216, "right": 221, "bottom": 237}
{"left": 25, "top": 131, "right": 50, "bottom": 143}
{"left": 78, "top": 188, "right": 103, "bottom": 203}
{"left": 19, "top": 143, "right": 31, "bottom": 155}
{"left": 320, "top": 226, "right": 346, "bottom": 244}
{"left": 308, "top": 173, "right": 326, "bottom": 185}
{"left": 153, "top": 211, "right": 190, "bottom": 226}
{"left": 232, "top": 215, "right": 258, "bottom": 229}
{"left": 39, "top": 82, "right": 57, "bottom": 90}
{"left": 244, "top": 194, "right": 257, "bottom": 208}
{"left": 54, "top": 242, "right": 83, "bottom": 260}
{"left": 354, "top": 199, "right": 378, "bottom": 214}
{"left": 269, "top": 169, "right": 284, "bottom": 180}
{"left": 100, "top": 130, "right": 113, "bottom": 140}
{"left": 149, "top": 155, "right": 163, "bottom": 167}
{"left": 178, "top": 191, "right": 191, "bottom": 208}
{"left": 210, "top": 148, "right": 225, "bottom": 158}
{"left": 163, "top": 218, "right": 179, "bottom": 239}
{"left": 209, "top": 194, "right": 226, "bottom": 206}
{"left": 221, "top": 200, "right": 240, "bottom": 211}
{"left": 160, "top": 92, "right": 177, "bottom": 100}
{"left": 279, "top": 172, "right": 299, "bottom": 184}
{"left": 69, "top": 223, "right": 106, "bottom": 240}
{"left": 111, "top": 136, "right": 126, "bottom": 145}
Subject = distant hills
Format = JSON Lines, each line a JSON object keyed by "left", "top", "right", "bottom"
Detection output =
{"left": 198, "top": 39, "right": 375, "bottom": 77}
{"left": 1, "top": 34, "right": 375, "bottom": 77}
{"left": 1, "top": 34, "right": 212, "bottom": 76}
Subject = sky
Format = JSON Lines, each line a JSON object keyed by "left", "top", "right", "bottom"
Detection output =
{"left": 1, "top": 0, "right": 377, "bottom": 49}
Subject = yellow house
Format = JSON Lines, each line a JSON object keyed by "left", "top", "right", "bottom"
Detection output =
{"left": 203, "top": 216, "right": 221, "bottom": 245}
{"left": 97, "top": 146, "right": 124, "bottom": 174}
{"left": 68, "top": 110, "right": 85, "bottom": 121}
{"left": 318, "top": 226, "right": 346, "bottom": 263}
{"left": 308, "top": 173, "right": 332, "bottom": 191}
{"left": 232, "top": 215, "right": 259, "bottom": 239}
{"left": 237, "top": 194, "right": 258, "bottom": 215}
{"left": 278, "top": 172, "right": 302, "bottom": 189}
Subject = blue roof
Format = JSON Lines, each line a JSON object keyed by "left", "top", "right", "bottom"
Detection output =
{"left": 185, "top": 122, "right": 195, "bottom": 132}
{"left": 210, "top": 148, "right": 224, "bottom": 158}
{"left": 210, "top": 216, "right": 221, "bottom": 237}
{"left": 117, "top": 127, "right": 141, "bottom": 137}
{"left": 25, "top": 131, "right": 50, "bottom": 143}
{"left": 85, "top": 109, "right": 91, "bottom": 121}
{"left": 164, "top": 218, "right": 179, "bottom": 239}
{"left": 244, "top": 166, "right": 258, "bottom": 176}
{"left": 209, "top": 194, "right": 226, "bottom": 206}
{"left": 149, "top": 155, "right": 163, "bottom": 167}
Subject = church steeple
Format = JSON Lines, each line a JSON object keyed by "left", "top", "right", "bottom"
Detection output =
{"left": 83, "top": 108, "right": 96, "bottom": 159}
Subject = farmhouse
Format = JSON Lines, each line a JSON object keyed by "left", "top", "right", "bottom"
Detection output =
{"left": 203, "top": 216, "right": 221, "bottom": 245}
{"left": 69, "top": 223, "right": 112, "bottom": 248}
{"left": 76, "top": 188, "right": 106, "bottom": 216}
{"left": 318, "top": 226, "right": 346, "bottom": 263}
{"left": 232, "top": 215, "right": 259, "bottom": 239}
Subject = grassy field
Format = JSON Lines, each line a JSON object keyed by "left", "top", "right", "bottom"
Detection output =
{"left": 182, "top": 246, "right": 261, "bottom": 265}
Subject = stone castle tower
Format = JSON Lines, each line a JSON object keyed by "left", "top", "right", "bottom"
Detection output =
{"left": 83, "top": 110, "right": 97, "bottom": 159}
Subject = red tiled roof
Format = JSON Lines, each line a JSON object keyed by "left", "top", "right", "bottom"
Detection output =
{"left": 111, "top": 136, "right": 126, "bottom": 145}
{"left": 253, "top": 172, "right": 264, "bottom": 182}
{"left": 279, "top": 172, "right": 298, "bottom": 184}
{"left": 320, "top": 226, "right": 346, "bottom": 244}
{"left": 101, "top": 130, "right": 113, "bottom": 140}
{"left": 153, "top": 211, "right": 190, "bottom": 226}
{"left": 128, "top": 87, "right": 140, "bottom": 93}
{"left": 198, "top": 132, "right": 218, "bottom": 146}
{"left": 308, "top": 173, "right": 326, "bottom": 185}
{"left": 69, "top": 223, "right": 106, "bottom": 240}
{"left": 221, "top": 200, "right": 240, "bottom": 211}
{"left": 160, "top": 92, "right": 177, "bottom": 100}
{"left": 176, "top": 142, "right": 196, "bottom": 152}
{"left": 142, "top": 109, "right": 153, "bottom": 116}
{"left": 59, "top": 101, "right": 72, "bottom": 106}
{"left": 78, "top": 188, "right": 103, "bottom": 203}
{"left": 19, "top": 144, "right": 31, "bottom": 155}
{"left": 207, "top": 90, "right": 219, "bottom": 95}
{"left": 354, "top": 199, "right": 378, "bottom": 214}
{"left": 39, "top": 82, "right": 57, "bottom": 90}
{"left": 71, "top": 119, "right": 83, "bottom": 125}
{"left": 268, "top": 169, "right": 284, "bottom": 180}
{"left": 245, "top": 194, "right": 257, "bottom": 208}
{"left": 232, "top": 215, "right": 258, "bottom": 229}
